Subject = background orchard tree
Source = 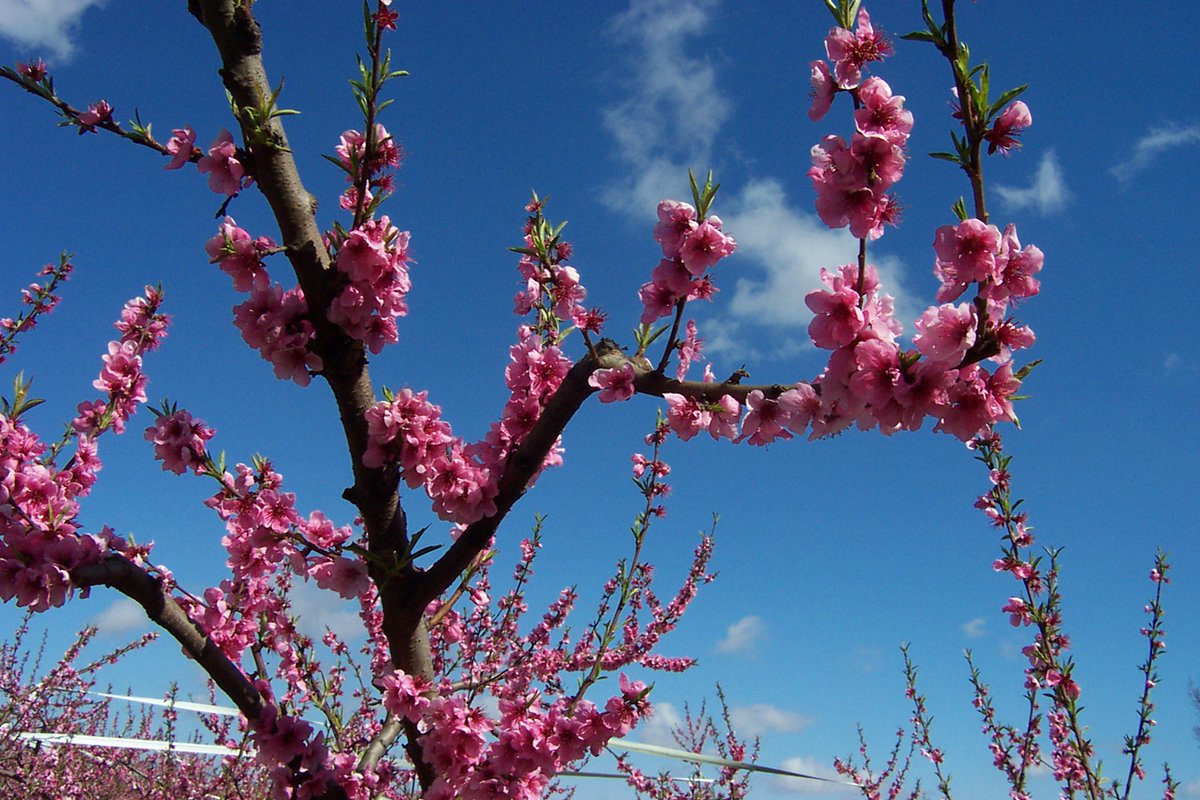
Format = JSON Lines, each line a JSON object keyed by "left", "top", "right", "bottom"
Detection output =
{"left": 0, "top": 1, "right": 1197, "bottom": 799}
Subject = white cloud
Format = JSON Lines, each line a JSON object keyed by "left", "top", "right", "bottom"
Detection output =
{"left": 723, "top": 179, "right": 918, "bottom": 336}
{"left": 602, "top": 0, "right": 728, "bottom": 216}
{"left": 849, "top": 645, "right": 883, "bottom": 674}
{"left": 633, "top": 700, "right": 685, "bottom": 747}
{"left": 728, "top": 703, "right": 812, "bottom": 738}
{"left": 0, "top": 0, "right": 105, "bottom": 61}
{"left": 92, "top": 597, "right": 147, "bottom": 635}
{"left": 995, "top": 149, "right": 1071, "bottom": 214}
{"left": 288, "top": 580, "right": 366, "bottom": 643}
{"left": 1110, "top": 124, "right": 1200, "bottom": 184}
{"left": 770, "top": 755, "right": 858, "bottom": 795}
{"left": 717, "top": 614, "right": 767, "bottom": 655}
{"left": 962, "top": 616, "right": 988, "bottom": 639}
{"left": 601, "top": 1, "right": 918, "bottom": 366}
{"left": 1182, "top": 779, "right": 1200, "bottom": 797}
{"left": 1164, "top": 352, "right": 1198, "bottom": 372}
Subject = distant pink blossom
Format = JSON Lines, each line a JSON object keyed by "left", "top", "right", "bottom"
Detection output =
{"left": 76, "top": 100, "right": 112, "bottom": 133}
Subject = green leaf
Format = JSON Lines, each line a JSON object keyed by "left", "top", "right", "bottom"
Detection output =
{"left": 951, "top": 196, "right": 968, "bottom": 222}
{"left": 929, "top": 151, "right": 960, "bottom": 163}
{"left": 1014, "top": 359, "right": 1042, "bottom": 381}
{"left": 900, "top": 30, "right": 937, "bottom": 43}
{"left": 989, "top": 84, "right": 1028, "bottom": 118}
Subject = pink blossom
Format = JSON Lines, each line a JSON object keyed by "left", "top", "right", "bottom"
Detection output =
{"left": 675, "top": 319, "right": 702, "bottom": 380}
{"left": 808, "top": 60, "right": 837, "bottom": 121}
{"left": 308, "top": 555, "right": 370, "bottom": 599}
{"left": 329, "top": 215, "right": 413, "bottom": 352}
{"left": 1002, "top": 596, "right": 1032, "bottom": 627}
{"left": 988, "top": 224, "right": 1043, "bottom": 306}
{"left": 144, "top": 408, "right": 215, "bottom": 475}
{"left": 824, "top": 8, "right": 892, "bottom": 89}
{"left": 197, "top": 129, "right": 248, "bottom": 196}
{"left": 163, "top": 126, "right": 196, "bottom": 170}
{"left": 205, "top": 217, "right": 275, "bottom": 292}
{"left": 985, "top": 101, "right": 1032, "bottom": 155}
{"left": 380, "top": 670, "right": 431, "bottom": 723}
{"left": 76, "top": 100, "right": 112, "bottom": 133}
{"left": 848, "top": 338, "right": 904, "bottom": 419}
{"left": 854, "top": 77, "right": 912, "bottom": 144}
{"left": 663, "top": 393, "right": 709, "bottom": 441}
{"left": 17, "top": 59, "right": 47, "bottom": 81}
{"left": 232, "top": 284, "right": 322, "bottom": 385}
{"left": 913, "top": 302, "right": 977, "bottom": 367}
{"left": 806, "top": 284, "right": 864, "bottom": 349}
{"left": 933, "top": 219, "right": 1002, "bottom": 301}
{"left": 678, "top": 220, "right": 737, "bottom": 276}
{"left": 652, "top": 200, "right": 697, "bottom": 258}
{"left": 588, "top": 363, "right": 637, "bottom": 403}
{"left": 809, "top": 135, "right": 901, "bottom": 239}
{"left": 738, "top": 390, "right": 794, "bottom": 446}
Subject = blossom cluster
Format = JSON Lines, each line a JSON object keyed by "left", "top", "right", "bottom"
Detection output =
{"left": 808, "top": 10, "right": 905, "bottom": 239}
{"left": 0, "top": 621, "right": 269, "bottom": 799}
{"left": 0, "top": 258, "right": 72, "bottom": 366}
{"left": 638, "top": 199, "right": 733, "bottom": 325}
{"left": 73, "top": 287, "right": 170, "bottom": 436}
{"left": 378, "top": 518, "right": 712, "bottom": 800}
{"left": 205, "top": 218, "right": 323, "bottom": 385}
{"left": 512, "top": 199, "right": 594, "bottom": 335}
{"left": 333, "top": 124, "right": 403, "bottom": 212}
{"left": 0, "top": 287, "right": 167, "bottom": 611}
{"left": 326, "top": 214, "right": 414, "bottom": 353}
{"left": 377, "top": 672, "right": 651, "bottom": 800}
{"left": 0, "top": 413, "right": 106, "bottom": 611}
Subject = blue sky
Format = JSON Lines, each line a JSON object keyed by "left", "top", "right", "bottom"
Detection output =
{"left": 1, "top": 1, "right": 1198, "bottom": 797}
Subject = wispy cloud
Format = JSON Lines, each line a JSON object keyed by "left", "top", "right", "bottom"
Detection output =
{"left": 1164, "top": 352, "right": 1198, "bottom": 372}
{"left": 995, "top": 149, "right": 1071, "bottom": 215}
{"left": 0, "top": 0, "right": 105, "bottom": 61}
{"left": 849, "top": 645, "right": 883, "bottom": 674}
{"left": 770, "top": 755, "right": 858, "bottom": 795}
{"left": 722, "top": 179, "right": 918, "bottom": 343}
{"left": 601, "top": 0, "right": 916, "bottom": 364}
{"left": 717, "top": 614, "right": 767, "bottom": 655}
{"left": 1181, "top": 779, "right": 1200, "bottom": 797}
{"left": 962, "top": 616, "right": 988, "bottom": 639}
{"left": 1110, "top": 125, "right": 1200, "bottom": 185}
{"left": 634, "top": 700, "right": 684, "bottom": 747}
{"left": 92, "top": 597, "right": 147, "bottom": 635}
{"left": 729, "top": 703, "right": 812, "bottom": 738}
{"left": 602, "top": 0, "right": 728, "bottom": 215}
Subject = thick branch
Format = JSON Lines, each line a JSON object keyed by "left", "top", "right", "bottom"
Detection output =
{"left": 190, "top": 0, "right": 396, "bottom": 547}
{"left": 416, "top": 342, "right": 799, "bottom": 605}
{"left": 71, "top": 554, "right": 264, "bottom": 720}
{"left": 191, "top": 0, "right": 428, "bottom": 787}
